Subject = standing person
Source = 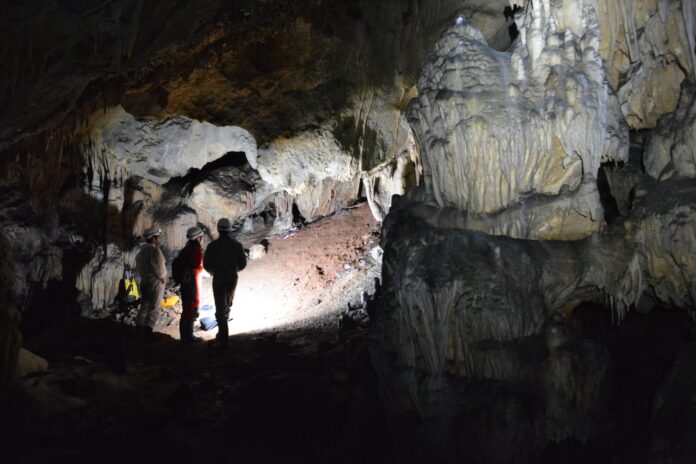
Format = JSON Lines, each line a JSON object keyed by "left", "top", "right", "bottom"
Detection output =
{"left": 135, "top": 226, "right": 166, "bottom": 335}
{"left": 203, "top": 218, "right": 247, "bottom": 349}
{"left": 178, "top": 226, "right": 204, "bottom": 344}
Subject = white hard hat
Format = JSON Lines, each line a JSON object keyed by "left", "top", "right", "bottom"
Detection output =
{"left": 186, "top": 226, "right": 203, "bottom": 239}
{"left": 143, "top": 226, "right": 162, "bottom": 240}
{"left": 217, "top": 218, "right": 232, "bottom": 232}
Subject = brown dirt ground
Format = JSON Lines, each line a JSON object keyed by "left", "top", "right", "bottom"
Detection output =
{"left": 159, "top": 203, "right": 380, "bottom": 338}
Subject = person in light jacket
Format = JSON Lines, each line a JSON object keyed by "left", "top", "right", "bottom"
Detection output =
{"left": 203, "top": 218, "right": 247, "bottom": 349}
{"left": 135, "top": 226, "right": 166, "bottom": 335}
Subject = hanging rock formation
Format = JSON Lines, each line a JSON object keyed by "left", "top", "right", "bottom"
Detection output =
{"left": 370, "top": 1, "right": 696, "bottom": 462}
{"left": 408, "top": 2, "right": 628, "bottom": 240}
{"left": 91, "top": 106, "right": 257, "bottom": 184}
{"left": 2, "top": 1, "right": 696, "bottom": 462}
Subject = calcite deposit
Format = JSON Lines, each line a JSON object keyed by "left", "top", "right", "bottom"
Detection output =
{"left": 408, "top": 1, "right": 628, "bottom": 239}
{"left": 2, "top": 0, "right": 696, "bottom": 462}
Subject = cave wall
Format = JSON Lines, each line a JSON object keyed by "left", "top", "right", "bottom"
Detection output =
{"left": 0, "top": 232, "right": 22, "bottom": 393}
{"left": 2, "top": 0, "right": 696, "bottom": 461}
{"left": 370, "top": 1, "right": 696, "bottom": 462}
{"left": 0, "top": 0, "right": 517, "bottom": 316}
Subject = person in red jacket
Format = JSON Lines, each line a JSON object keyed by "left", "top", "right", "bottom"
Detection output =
{"left": 179, "top": 226, "right": 204, "bottom": 344}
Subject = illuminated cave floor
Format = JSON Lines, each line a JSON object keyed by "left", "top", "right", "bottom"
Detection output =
{"left": 7, "top": 204, "right": 392, "bottom": 463}
{"left": 151, "top": 202, "right": 381, "bottom": 340}
{"left": 8, "top": 319, "right": 395, "bottom": 463}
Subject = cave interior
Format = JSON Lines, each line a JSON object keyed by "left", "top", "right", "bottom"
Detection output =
{"left": 2, "top": 1, "right": 696, "bottom": 463}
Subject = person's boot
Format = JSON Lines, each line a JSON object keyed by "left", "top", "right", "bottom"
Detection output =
{"left": 212, "top": 316, "right": 229, "bottom": 350}
{"left": 180, "top": 319, "right": 202, "bottom": 344}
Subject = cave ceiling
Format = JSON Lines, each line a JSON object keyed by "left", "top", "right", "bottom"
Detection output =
{"left": 0, "top": 0, "right": 512, "bottom": 153}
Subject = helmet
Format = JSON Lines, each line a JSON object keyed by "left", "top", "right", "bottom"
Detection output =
{"left": 217, "top": 218, "right": 232, "bottom": 232}
{"left": 143, "top": 226, "right": 162, "bottom": 240}
{"left": 186, "top": 226, "right": 203, "bottom": 240}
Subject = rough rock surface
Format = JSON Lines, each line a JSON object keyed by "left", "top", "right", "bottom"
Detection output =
{"left": 597, "top": 0, "right": 696, "bottom": 129}
{"left": 368, "top": 1, "right": 696, "bottom": 462}
{"left": 371, "top": 174, "right": 696, "bottom": 461}
{"left": 644, "top": 84, "right": 696, "bottom": 179}
{"left": 15, "top": 348, "right": 49, "bottom": 378}
{"left": 408, "top": 4, "right": 628, "bottom": 239}
{"left": 0, "top": 232, "right": 21, "bottom": 392}
{"left": 92, "top": 106, "right": 257, "bottom": 184}
{"left": 3, "top": 0, "right": 696, "bottom": 462}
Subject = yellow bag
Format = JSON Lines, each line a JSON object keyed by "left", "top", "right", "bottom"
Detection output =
{"left": 124, "top": 277, "right": 140, "bottom": 301}
{"left": 162, "top": 295, "right": 180, "bottom": 307}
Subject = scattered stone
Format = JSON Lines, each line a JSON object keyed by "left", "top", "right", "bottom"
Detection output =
{"left": 248, "top": 244, "right": 267, "bottom": 260}
{"left": 16, "top": 348, "right": 49, "bottom": 378}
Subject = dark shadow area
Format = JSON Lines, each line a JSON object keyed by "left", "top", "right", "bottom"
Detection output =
{"left": 165, "top": 151, "right": 252, "bottom": 197}
{"left": 292, "top": 202, "right": 306, "bottom": 226}
{"left": 20, "top": 245, "right": 94, "bottom": 338}
{"left": 597, "top": 165, "right": 621, "bottom": 225}
{"left": 6, "top": 317, "right": 396, "bottom": 464}
{"left": 538, "top": 302, "right": 694, "bottom": 463}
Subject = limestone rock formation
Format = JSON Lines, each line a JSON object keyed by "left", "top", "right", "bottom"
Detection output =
{"left": 0, "top": 232, "right": 21, "bottom": 393}
{"left": 257, "top": 127, "right": 361, "bottom": 221}
{"left": 368, "top": 1, "right": 696, "bottom": 462}
{"left": 76, "top": 244, "right": 133, "bottom": 315}
{"left": 644, "top": 84, "right": 696, "bottom": 179}
{"left": 650, "top": 342, "right": 696, "bottom": 463}
{"left": 408, "top": 3, "right": 628, "bottom": 240}
{"left": 92, "top": 106, "right": 257, "bottom": 184}
{"left": 371, "top": 172, "right": 696, "bottom": 461}
{"left": 15, "top": 348, "right": 49, "bottom": 378}
{"left": 597, "top": 0, "right": 696, "bottom": 129}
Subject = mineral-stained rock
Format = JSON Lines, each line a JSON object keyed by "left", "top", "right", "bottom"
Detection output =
{"left": 370, "top": 202, "right": 612, "bottom": 462}
{"left": 597, "top": 0, "right": 695, "bottom": 129}
{"left": 371, "top": 171, "right": 696, "bottom": 461}
{"left": 92, "top": 106, "right": 257, "bottom": 184}
{"left": 407, "top": 3, "right": 628, "bottom": 239}
{"left": 362, "top": 133, "right": 420, "bottom": 222}
{"left": 644, "top": 84, "right": 696, "bottom": 179}
{"left": 76, "top": 244, "right": 135, "bottom": 315}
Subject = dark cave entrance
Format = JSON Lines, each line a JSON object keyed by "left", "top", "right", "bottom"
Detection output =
{"left": 597, "top": 164, "right": 621, "bottom": 225}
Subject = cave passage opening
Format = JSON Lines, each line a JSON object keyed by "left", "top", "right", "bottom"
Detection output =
{"left": 69, "top": 106, "right": 385, "bottom": 339}
{"left": 181, "top": 202, "right": 382, "bottom": 339}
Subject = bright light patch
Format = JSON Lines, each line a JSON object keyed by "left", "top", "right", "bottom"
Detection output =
{"left": 197, "top": 273, "right": 320, "bottom": 337}
{"left": 456, "top": 15, "right": 465, "bottom": 25}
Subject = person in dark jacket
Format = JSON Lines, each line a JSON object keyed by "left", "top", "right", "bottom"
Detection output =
{"left": 179, "top": 226, "right": 205, "bottom": 344}
{"left": 203, "top": 218, "right": 247, "bottom": 348}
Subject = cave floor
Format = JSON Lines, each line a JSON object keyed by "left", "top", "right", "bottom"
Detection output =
{"left": 142, "top": 202, "right": 381, "bottom": 340}
{"left": 7, "top": 204, "right": 394, "bottom": 463}
{"left": 8, "top": 318, "right": 395, "bottom": 463}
